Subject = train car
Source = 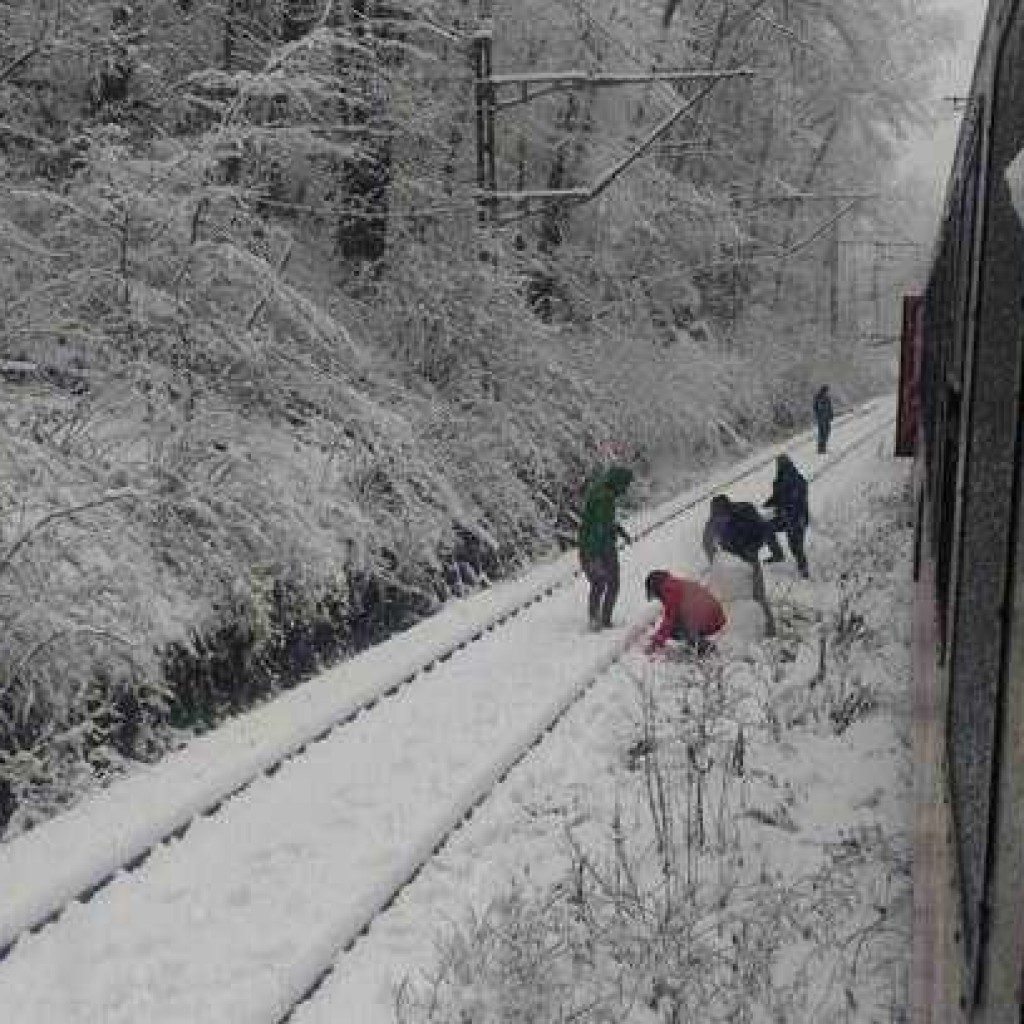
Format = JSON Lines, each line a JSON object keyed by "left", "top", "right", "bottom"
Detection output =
{"left": 911, "top": 1, "right": 1024, "bottom": 1021}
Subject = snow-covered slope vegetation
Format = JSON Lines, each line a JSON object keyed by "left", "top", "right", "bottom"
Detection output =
{"left": 0, "top": 1, "right": 946, "bottom": 833}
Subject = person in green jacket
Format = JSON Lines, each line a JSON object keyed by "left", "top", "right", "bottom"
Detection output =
{"left": 577, "top": 465, "right": 633, "bottom": 630}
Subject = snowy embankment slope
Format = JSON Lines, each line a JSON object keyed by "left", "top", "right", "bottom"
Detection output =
{"left": 0, "top": 400, "right": 894, "bottom": 1023}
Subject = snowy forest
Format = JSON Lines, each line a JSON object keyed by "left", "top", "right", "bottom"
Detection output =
{"left": 0, "top": 0, "right": 951, "bottom": 833}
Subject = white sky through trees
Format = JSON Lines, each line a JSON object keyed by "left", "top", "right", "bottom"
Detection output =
{"left": 899, "top": 0, "right": 989, "bottom": 225}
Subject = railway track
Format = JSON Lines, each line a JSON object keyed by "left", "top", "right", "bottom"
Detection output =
{"left": 0, "top": 404, "right": 895, "bottom": 1024}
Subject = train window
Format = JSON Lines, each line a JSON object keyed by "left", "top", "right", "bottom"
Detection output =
{"left": 1006, "top": 147, "right": 1024, "bottom": 224}
{"left": 950, "top": 121, "right": 982, "bottom": 395}
{"left": 936, "top": 389, "right": 960, "bottom": 660}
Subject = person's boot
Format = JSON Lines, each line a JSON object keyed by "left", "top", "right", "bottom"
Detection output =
{"left": 764, "top": 537, "right": 785, "bottom": 564}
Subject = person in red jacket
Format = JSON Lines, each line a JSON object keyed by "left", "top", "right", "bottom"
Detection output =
{"left": 644, "top": 570, "right": 726, "bottom": 655}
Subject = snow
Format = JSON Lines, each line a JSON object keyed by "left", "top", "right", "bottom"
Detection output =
{"left": 0, "top": 398, "right": 900, "bottom": 1023}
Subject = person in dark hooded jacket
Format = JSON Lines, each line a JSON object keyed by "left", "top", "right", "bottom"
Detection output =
{"left": 702, "top": 494, "right": 782, "bottom": 636}
{"left": 813, "top": 385, "right": 833, "bottom": 454}
{"left": 763, "top": 454, "right": 810, "bottom": 577}
{"left": 577, "top": 465, "right": 633, "bottom": 629}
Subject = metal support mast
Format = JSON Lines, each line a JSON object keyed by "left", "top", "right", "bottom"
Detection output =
{"left": 472, "top": 18, "right": 497, "bottom": 223}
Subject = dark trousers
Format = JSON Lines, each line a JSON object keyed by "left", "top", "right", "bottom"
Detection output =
{"left": 749, "top": 556, "right": 776, "bottom": 637}
{"left": 581, "top": 549, "right": 620, "bottom": 627}
{"left": 714, "top": 546, "right": 777, "bottom": 637}
{"left": 786, "top": 527, "right": 809, "bottom": 577}
{"left": 669, "top": 621, "right": 716, "bottom": 655}
{"left": 769, "top": 518, "right": 809, "bottom": 577}
{"left": 723, "top": 550, "right": 777, "bottom": 638}
{"left": 763, "top": 530, "right": 785, "bottom": 562}
{"left": 816, "top": 418, "right": 831, "bottom": 453}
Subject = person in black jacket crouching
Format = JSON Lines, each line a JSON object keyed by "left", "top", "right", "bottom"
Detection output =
{"left": 702, "top": 494, "right": 783, "bottom": 636}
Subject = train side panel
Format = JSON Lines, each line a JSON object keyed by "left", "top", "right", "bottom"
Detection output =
{"left": 912, "top": 0, "right": 1024, "bottom": 1020}
{"left": 912, "top": 496, "right": 967, "bottom": 1024}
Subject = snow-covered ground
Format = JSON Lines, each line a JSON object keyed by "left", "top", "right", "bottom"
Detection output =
{"left": 0, "top": 400, "right": 904, "bottom": 1023}
{"left": 300, "top": 422, "right": 913, "bottom": 1024}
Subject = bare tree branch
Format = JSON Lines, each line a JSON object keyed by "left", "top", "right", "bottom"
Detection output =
{"left": 245, "top": 239, "right": 295, "bottom": 328}
{"left": 0, "top": 45, "right": 42, "bottom": 84}
{"left": 0, "top": 491, "right": 140, "bottom": 577}
{"left": 587, "top": 78, "right": 722, "bottom": 200}
{"left": 10, "top": 626, "right": 136, "bottom": 687}
{"left": 778, "top": 198, "right": 859, "bottom": 261}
